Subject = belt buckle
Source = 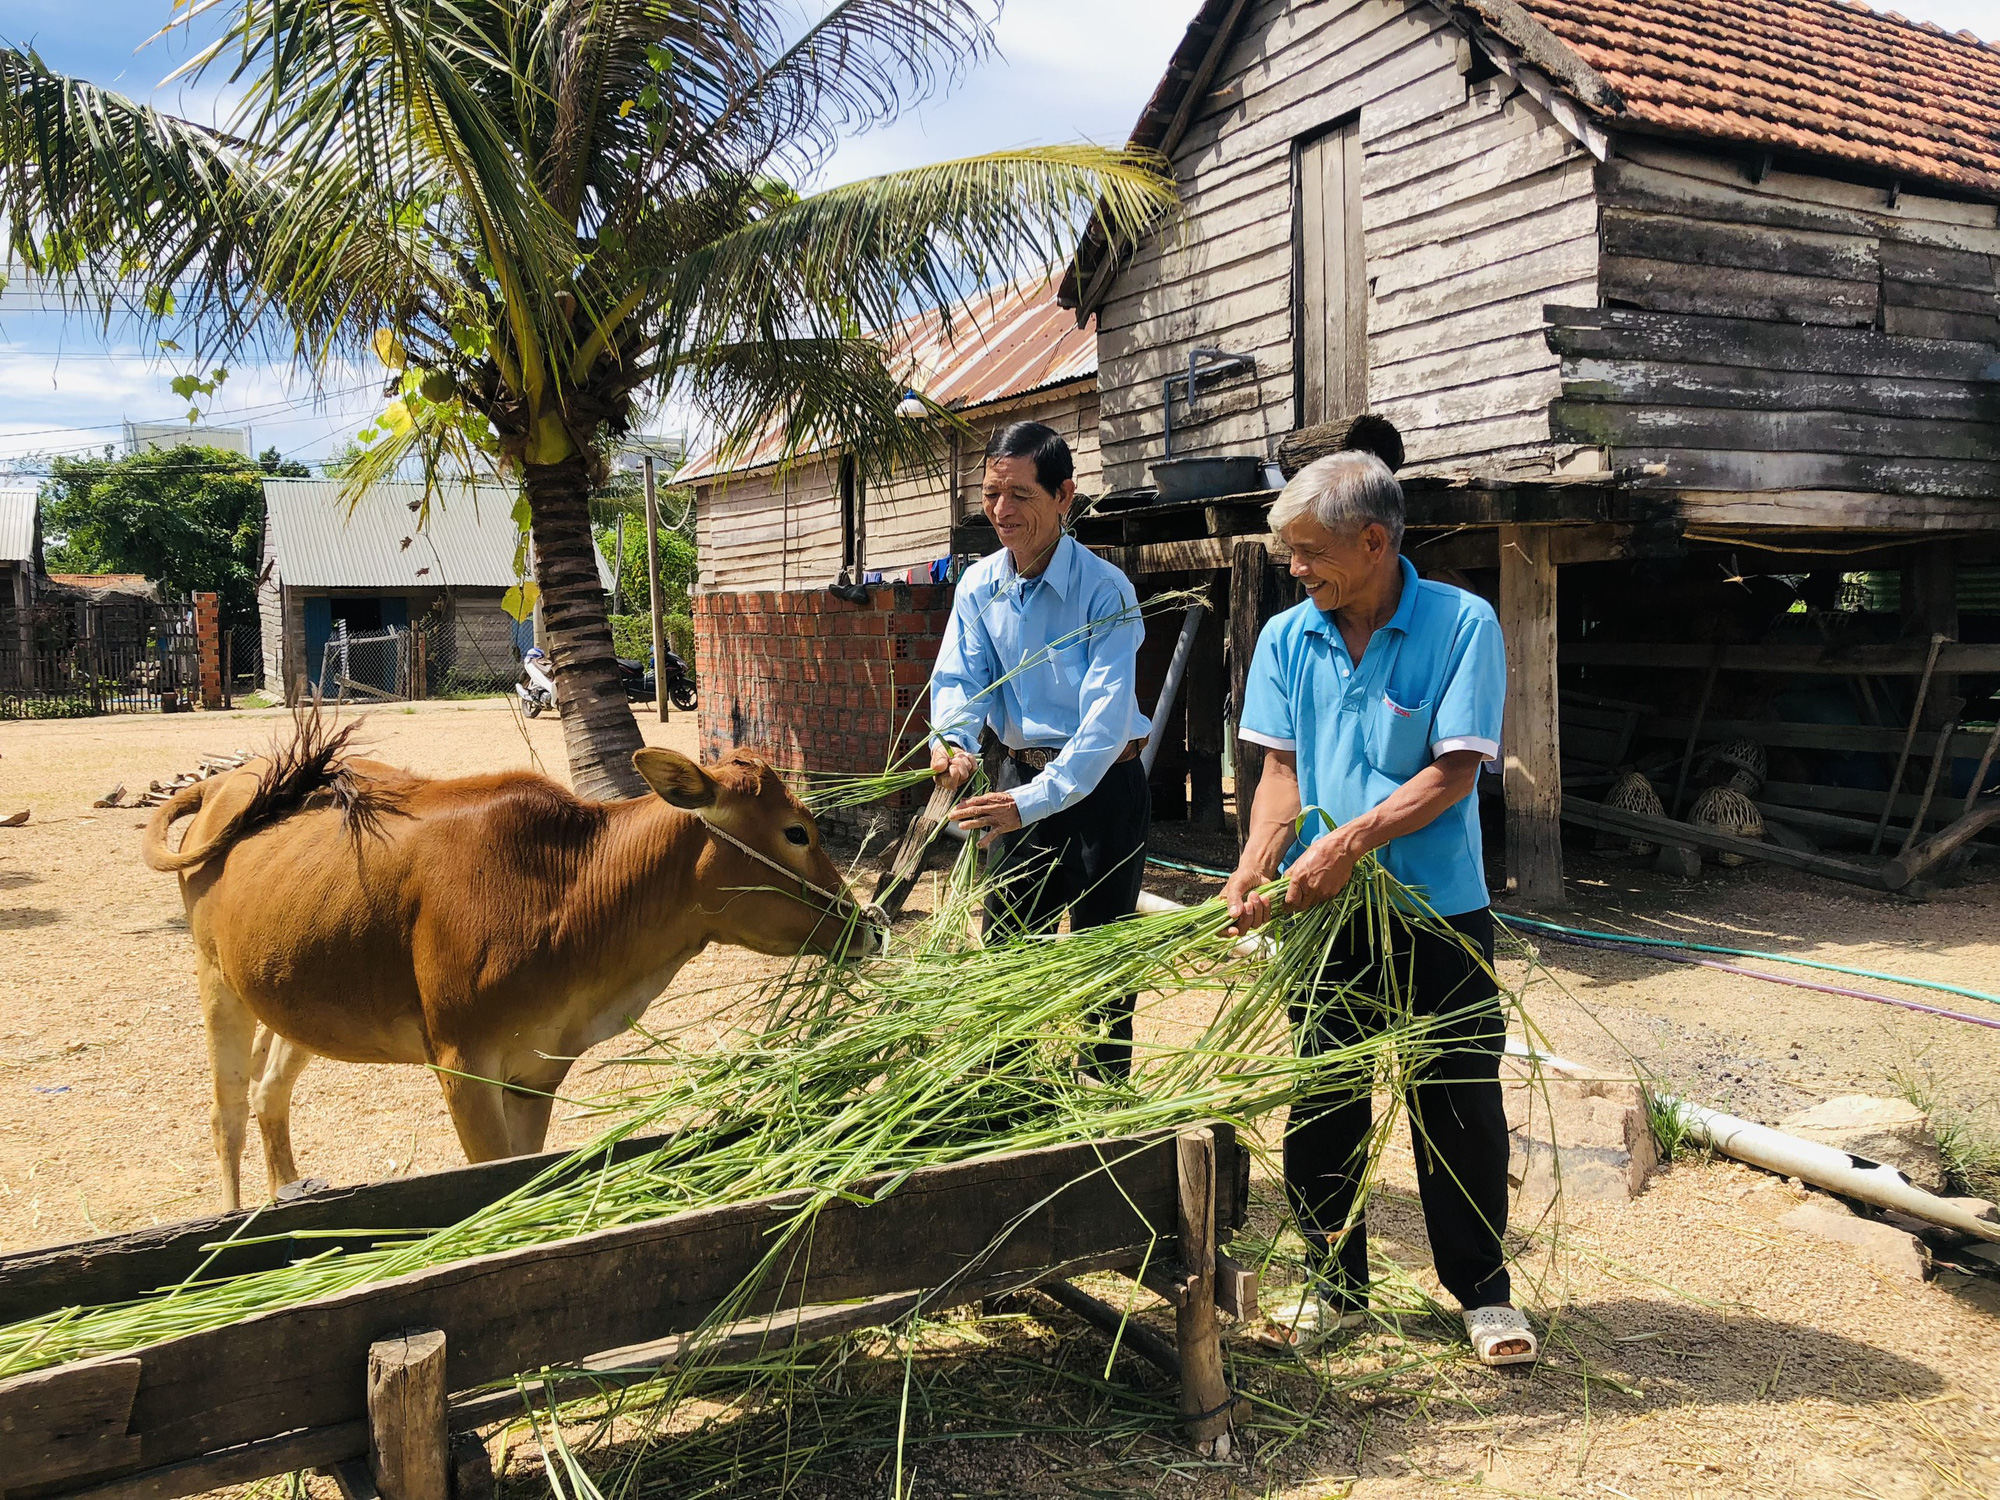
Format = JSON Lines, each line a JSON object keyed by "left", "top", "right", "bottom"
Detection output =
{"left": 1013, "top": 746, "right": 1058, "bottom": 771}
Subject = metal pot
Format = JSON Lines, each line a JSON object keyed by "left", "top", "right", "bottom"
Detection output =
{"left": 1148, "top": 456, "right": 1267, "bottom": 504}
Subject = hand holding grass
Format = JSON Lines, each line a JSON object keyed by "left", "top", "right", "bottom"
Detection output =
{"left": 930, "top": 741, "right": 978, "bottom": 790}
{"left": 952, "top": 790, "right": 1022, "bottom": 848}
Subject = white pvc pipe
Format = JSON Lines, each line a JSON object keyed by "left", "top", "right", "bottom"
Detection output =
{"left": 1507, "top": 1040, "right": 1999, "bottom": 1245}
{"left": 1122, "top": 890, "right": 1999, "bottom": 1246}
{"left": 1142, "top": 605, "right": 1206, "bottom": 775}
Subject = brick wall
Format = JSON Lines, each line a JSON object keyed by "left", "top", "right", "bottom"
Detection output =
{"left": 693, "top": 583, "right": 951, "bottom": 831}
{"left": 193, "top": 592, "right": 223, "bottom": 710}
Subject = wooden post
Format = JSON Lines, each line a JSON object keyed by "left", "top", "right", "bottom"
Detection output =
{"left": 1903, "top": 541, "right": 1957, "bottom": 723}
{"left": 1499, "top": 525, "right": 1563, "bottom": 906}
{"left": 1174, "top": 1128, "right": 1234, "bottom": 1456}
{"left": 1187, "top": 573, "right": 1228, "bottom": 832}
{"left": 1229, "top": 542, "right": 1283, "bottom": 846}
{"left": 612, "top": 511, "right": 625, "bottom": 617}
{"left": 367, "top": 1328, "right": 449, "bottom": 1500}
{"left": 644, "top": 456, "right": 669, "bottom": 724}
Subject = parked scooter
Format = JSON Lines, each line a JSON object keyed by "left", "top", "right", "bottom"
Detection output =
{"left": 656, "top": 644, "right": 698, "bottom": 712}
{"left": 516, "top": 648, "right": 557, "bottom": 718}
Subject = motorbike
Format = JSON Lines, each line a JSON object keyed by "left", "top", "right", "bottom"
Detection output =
{"left": 519, "top": 647, "right": 696, "bottom": 717}
{"left": 653, "top": 645, "right": 698, "bottom": 712}
{"left": 516, "top": 648, "right": 558, "bottom": 718}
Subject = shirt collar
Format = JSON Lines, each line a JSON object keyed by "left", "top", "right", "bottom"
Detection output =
{"left": 1303, "top": 555, "right": 1421, "bottom": 641}
{"left": 1000, "top": 533, "right": 1077, "bottom": 600}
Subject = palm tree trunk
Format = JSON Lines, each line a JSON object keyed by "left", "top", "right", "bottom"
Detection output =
{"left": 522, "top": 455, "right": 648, "bottom": 800}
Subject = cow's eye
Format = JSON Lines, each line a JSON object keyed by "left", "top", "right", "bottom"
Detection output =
{"left": 784, "top": 825, "right": 811, "bottom": 847}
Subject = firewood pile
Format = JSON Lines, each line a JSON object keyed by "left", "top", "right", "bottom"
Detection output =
{"left": 95, "top": 752, "right": 254, "bottom": 809}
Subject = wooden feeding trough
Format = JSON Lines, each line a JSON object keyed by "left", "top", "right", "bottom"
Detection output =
{"left": 0, "top": 1125, "right": 1257, "bottom": 1500}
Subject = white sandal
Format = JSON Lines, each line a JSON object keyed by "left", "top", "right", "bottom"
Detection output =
{"left": 1464, "top": 1304, "right": 1538, "bottom": 1366}
{"left": 1256, "top": 1292, "right": 1366, "bottom": 1348}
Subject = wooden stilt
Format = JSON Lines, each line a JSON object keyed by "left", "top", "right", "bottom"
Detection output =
{"left": 1499, "top": 525, "right": 1564, "bottom": 907}
{"left": 1229, "top": 543, "right": 1285, "bottom": 847}
{"left": 1187, "top": 574, "right": 1229, "bottom": 832}
{"left": 367, "top": 1329, "right": 450, "bottom": 1500}
{"left": 1174, "top": 1129, "right": 1236, "bottom": 1456}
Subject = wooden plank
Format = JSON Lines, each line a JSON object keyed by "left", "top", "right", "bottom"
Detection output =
{"left": 1563, "top": 641, "right": 2000, "bottom": 675}
{"left": 0, "top": 1359, "right": 143, "bottom": 1490}
{"left": 1597, "top": 156, "right": 1883, "bottom": 239}
{"left": 1633, "top": 715, "right": 1994, "bottom": 760}
{"left": 1173, "top": 1130, "right": 1234, "bottom": 1451}
{"left": 1600, "top": 208, "right": 1880, "bottom": 284}
{"left": 1559, "top": 357, "right": 1999, "bottom": 425}
{"left": 1561, "top": 797, "right": 1899, "bottom": 889}
{"left": 1882, "top": 303, "right": 2000, "bottom": 345}
{"left": 1879, "top": 239, "right": 1999, "bottom": 293}
{"left": 366, "top": 1332, "right": 447, "bottom": 1500}
{"left": 0, "top": 1134, "right": 679, "bottom": 1328}
{"left": 1038, "top": 1279, "right": 1181, "bottom": 1379}
{"left": 0, "top": 1133, "right": 1211, "bottom": 1491}
{"left": 1230, "top": 542, "right": 1284, "bottom": 846}
{"left": 1551, "top": 402, "right": 2000, "bottom": 464}
{"left": 1667, "top": 485, "right": 2000, "bottom": 528}
{"left": 1544, "top": 303, "right": 2000, "bottom": 382}
{"left": 1500, "top": 525, "right": 1563, "bottom": 905}
{"left": 51, "top": 1423, "right": 369, "bottom": 1500}
{"left": 1599, "top": 254, "right": 1879, "bottom": 326}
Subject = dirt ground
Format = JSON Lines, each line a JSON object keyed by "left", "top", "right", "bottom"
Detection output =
{"left": 1, "top": 701, "right": 1996, "bottom": 1498}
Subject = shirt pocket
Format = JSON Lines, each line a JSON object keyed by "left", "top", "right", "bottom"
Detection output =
{"left": 1363, "top": 691, "right": 1434, "bottom": 779}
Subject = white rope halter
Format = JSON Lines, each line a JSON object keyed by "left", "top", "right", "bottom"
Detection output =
{"left": 697, "top": 813, "right": 889, "bottom": 937}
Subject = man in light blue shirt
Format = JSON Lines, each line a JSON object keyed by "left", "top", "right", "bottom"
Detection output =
{"left": 1222, "top": 450, "right": 1534, "bottom": 1366}
{"left": 929, "top": 421, "right": 1151, "bottom": 1077}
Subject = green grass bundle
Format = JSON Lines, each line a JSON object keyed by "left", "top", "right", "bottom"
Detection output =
{"left": 0, "top": 842, "right": 1493, "bottom": 1396}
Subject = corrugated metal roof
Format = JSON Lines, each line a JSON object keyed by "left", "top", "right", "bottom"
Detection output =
{"left": 679, "top": 276, "right": 1098, "bottom": 481}
{"left": 0, "top": 489, "right": 36, "bottom": 564}
{"left": 264, "top": 479, "right": 614, "bottom": 591}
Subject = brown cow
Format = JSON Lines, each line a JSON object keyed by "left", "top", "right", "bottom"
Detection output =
{"left": 144, "top": 726, "right": 884, "bottom": 1209}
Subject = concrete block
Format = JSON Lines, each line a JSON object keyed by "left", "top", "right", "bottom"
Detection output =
{"left": 1780, "top": 1203, "right": 1931, "bottom": 1280}
{"left": 1778, "top": 1095, "right": 1946, "bottom": 1194}
{"left": 1502, "top": 1059, "right": 1658, "bottom": 1207}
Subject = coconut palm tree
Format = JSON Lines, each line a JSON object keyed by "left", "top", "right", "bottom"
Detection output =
{"left": 0, "top": 2, "right": 1172, "bottom": 796}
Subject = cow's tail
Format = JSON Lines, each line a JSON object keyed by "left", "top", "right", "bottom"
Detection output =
{"left": 143, "top": 709, "right": 371, "bottom": 872}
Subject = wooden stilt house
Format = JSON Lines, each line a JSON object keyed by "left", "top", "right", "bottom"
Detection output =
{"left": 1013, "top": 0, "right": 2000, "bottom": 900}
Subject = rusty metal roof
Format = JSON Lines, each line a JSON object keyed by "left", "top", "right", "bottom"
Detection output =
{"left": 0, "top": 490, "right": 34, "bottom": 563}
{"left": 263, "top": 479, "right": 615, "bottom": 592}
{"left": 678, "top": 276, "right": 1097, "bottom": 482}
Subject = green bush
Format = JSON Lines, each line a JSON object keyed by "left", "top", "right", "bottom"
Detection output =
{"left": 609, "top": 613, "right": 696, "bottom": 670}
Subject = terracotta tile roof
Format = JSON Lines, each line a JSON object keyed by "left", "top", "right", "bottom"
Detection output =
{"left": 1515, "top": 0, "right": 2000, "bottom": 199}
{"left": 679, "top": 276, "right": 1095, "bottom": 482}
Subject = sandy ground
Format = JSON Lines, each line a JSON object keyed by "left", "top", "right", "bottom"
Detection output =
{"left": 1, "top": 701, "right": 1996, "bottom": 1498}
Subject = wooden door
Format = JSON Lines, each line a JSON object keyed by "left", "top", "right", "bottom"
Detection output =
{"left": 1297, "top": 119, "right": 1368, "bottom": 427}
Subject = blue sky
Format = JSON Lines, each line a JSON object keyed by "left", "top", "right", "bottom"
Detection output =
{"left": 1, "top": 0, "right": 1994, "bottom": 470}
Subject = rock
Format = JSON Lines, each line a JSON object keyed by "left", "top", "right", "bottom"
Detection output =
{"left": 1502, "top": 1059, "right": 1658, "bottom": 1208}
{"left": 1946, "top": 1196, "right": 1999, "bottom": 1224}
{"left": 1780, "top": 1204, "right": 1931, "bottom": 1280}
{"left": 1777, "top": 1094, "right": 1946, "bottom": 1194}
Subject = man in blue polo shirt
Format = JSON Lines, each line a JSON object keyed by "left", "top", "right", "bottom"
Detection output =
{"left": 1222, "top": 450, "right": 1534, "bottom": 1366}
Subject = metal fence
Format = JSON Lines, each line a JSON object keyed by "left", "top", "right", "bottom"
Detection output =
{"left": 0, "top": 599, "right": 201, "bottom": 718}
{"left": 312, "top": 616, "right": 521, "bottom": 705}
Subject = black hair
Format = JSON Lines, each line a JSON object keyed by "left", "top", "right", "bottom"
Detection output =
{"left": 983, "top": 421, "right": 1073, "bottom": 496}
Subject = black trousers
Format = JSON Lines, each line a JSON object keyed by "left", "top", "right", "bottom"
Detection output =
{"left": 1285, "top": 905, "right": 1510, "bottom": 1311}
{"left": 982, "top": 758, "right": 1151, "bottom": 1079}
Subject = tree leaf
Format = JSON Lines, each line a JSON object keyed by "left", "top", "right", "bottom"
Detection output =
{"left": 372, "top": 329, "right": 408, "bottom": 370}
{"left": 501, "top": 581, "right": 540, "bottom": 622}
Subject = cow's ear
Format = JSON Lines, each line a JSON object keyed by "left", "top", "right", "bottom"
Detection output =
{"left": 634, "top": 749, "right": 716, "bottom": 809}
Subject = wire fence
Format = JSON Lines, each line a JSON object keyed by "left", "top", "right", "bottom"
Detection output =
{"left": 309, "top": 615, "right": 523, "bottom": 706}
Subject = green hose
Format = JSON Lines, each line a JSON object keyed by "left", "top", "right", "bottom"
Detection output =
{"left": 1498, "top": 913, "right": 2000, "bottom": 1008}
{"left": 1143, "top": 855, "right": 2000, "bottom": 1008}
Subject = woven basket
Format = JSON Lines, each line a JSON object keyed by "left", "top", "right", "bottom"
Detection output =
{"left": 1697, "top": 737, "right": 1767, "bottom": 792}
{"left": 1690, "top": 784, "right": 1764, "bottom": 866}
{"left": 1602, "top": 770, "right": 1663, "bottom": 856}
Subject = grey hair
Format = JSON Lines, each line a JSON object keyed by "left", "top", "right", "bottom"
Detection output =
{"left": 1267, "top": 450, "right": 1405, "bottom": 548}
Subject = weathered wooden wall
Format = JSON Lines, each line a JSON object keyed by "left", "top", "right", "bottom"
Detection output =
{"left": 1551, "top": 139, "right": 2000, "bottom": 524}
{"left": 695, "top": 383, "right": 1100, "bottom": 593}
{"left": 1095, "top": 0, "right": 1600, "bottom": 492}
